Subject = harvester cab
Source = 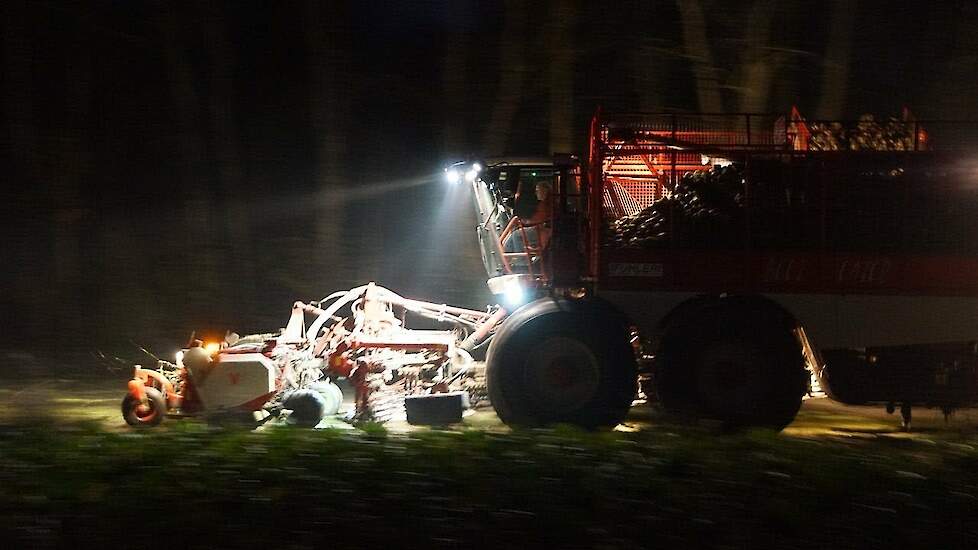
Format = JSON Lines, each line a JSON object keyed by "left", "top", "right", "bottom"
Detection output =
{"left": 448, "top": 155, "right": 587, "bottom": 307}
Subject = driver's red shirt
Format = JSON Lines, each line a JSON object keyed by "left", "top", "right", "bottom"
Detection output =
{"left": 524, "top": 197, "right": 552, "bottom": 249}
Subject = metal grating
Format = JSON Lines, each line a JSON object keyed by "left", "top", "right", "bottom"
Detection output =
{"left": 616, "top": 179, "right": 657, "bottom": 209}
{"left": 601, "top": 112, "right": 978, "bottom": 153}
{"left": 603, "top": 178, "right": 657, "bottom": 220}
{"left": 602, "top": 186, "right": 616, "bottom": 219}
{"left": 602, "top": 113, "right": 791, "bottom": 152}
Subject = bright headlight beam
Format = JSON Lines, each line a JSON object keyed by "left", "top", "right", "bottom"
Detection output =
{"left": 445, "top": 169, "right": 460, "bottom": 184}
{"left": 503, "top": 281, "right": 524, "bottom": 307}
{"left": 464, "top": 169, "right": 478, "bottom": 182}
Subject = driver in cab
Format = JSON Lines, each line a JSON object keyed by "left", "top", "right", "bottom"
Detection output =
{"left": 522, "top": 180, "right": 553, "bottom": 250}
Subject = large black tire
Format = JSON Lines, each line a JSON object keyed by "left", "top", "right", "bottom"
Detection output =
{"left": 282, "top": 389, "right": 327, "bottom": 428}
{"left": 655, "top": 296, "right": 808, "bottom": 430}
{"left": 486, "top": 297, "right": 637, "bottom": 429}
{"left": 122, "top": 387, "right": 167, "bottom": 427}
{"left": 817, "top": 349, "right": 871, "bottom": 405}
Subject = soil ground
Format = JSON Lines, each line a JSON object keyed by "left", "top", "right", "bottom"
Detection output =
{"left": 5, "top": 372, "right": 978, "bottom": 548}
{"left": 4, "top": 373, "right": 978, "bottom": 439}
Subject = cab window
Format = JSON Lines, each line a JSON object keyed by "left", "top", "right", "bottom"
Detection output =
{"left": 514, "top": 168, "right": 553, "bottom": 218}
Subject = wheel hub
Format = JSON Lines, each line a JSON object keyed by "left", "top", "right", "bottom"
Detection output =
{"left": 523, "top": 336, "right": 601, "bottom": 413}
{"left": 695, "top": 339, "right": 765, "bottom": 412}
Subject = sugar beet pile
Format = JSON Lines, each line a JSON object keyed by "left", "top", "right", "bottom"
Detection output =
{"left": 605, "top": 164, "right": 748, "bottom": 249}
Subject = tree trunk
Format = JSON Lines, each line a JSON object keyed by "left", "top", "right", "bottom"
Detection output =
{"left": 737, "top": 0, "right": 778, "bottom": 113}
{"left": 3, "top": 1, "right": 36, "bottom": 175}
{"left": 484, "top": 0, "right": 529, "bottom": 155}
{"left": 631, "top": 2, "right": 666, "bottom": 112}
{"left": 441, "top": 3, "right": 469, "bottom": 158}
{"left": 304, "top": 1, "right": 352, "bottom": 290}
{"left": 816, "top": 0, "right": 856, "bottom": 119}
{"left": 2, "top": 1, "right": 45, "bottom": 346}
{"left": 547, "top": 0, "right": 576, "bottom": 154}
{"left": 157, "top": 5, "right": 219, "bottom": 321}
{"left": 205, "top": 9, "right": 257, "bottom": 307}
{"left": 928, "top": 1, "right": 978, "bottom": 117}
{"left": 51, "top": 14, "right": 92, "bottom": 344}
{"left": 678, "top": 0, "right": 723, "bottom": 112}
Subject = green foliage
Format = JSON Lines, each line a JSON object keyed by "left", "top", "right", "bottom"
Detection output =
{"left": 1, "top": 421, "right": 978, "bottom": 548}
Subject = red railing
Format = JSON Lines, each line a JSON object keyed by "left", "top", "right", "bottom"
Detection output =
{"left": 496, "top": 216, "right": 548, "bottom": 281}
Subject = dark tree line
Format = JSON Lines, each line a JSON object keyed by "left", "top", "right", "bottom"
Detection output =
{"left": 2, "top": 0, "right": 976, "bottom": 363}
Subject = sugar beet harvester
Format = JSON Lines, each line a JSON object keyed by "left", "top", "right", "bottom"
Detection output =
{"left": 127, "top": 109, "right": 978, "bottom": 431}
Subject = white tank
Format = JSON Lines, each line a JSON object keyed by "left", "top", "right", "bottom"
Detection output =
{"left": 191, "top": 353, "right": 276, "bottom": 410}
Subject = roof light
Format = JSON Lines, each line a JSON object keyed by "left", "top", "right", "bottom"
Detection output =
{"left": 445, "top": 168, "right": 461, "bottom": 184}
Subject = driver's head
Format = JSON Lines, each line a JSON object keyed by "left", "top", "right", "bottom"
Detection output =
{"left": 535, "top": 181, "right": 552, "bottom": 201}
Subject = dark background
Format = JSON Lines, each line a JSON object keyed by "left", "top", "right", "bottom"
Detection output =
{"left": 3, "top": 0, "right": 977, "bottom": 364}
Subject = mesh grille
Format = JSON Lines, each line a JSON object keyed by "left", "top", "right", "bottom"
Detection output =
{"left": 603, "top": 113, "right": 789, "bottom": 149}
{"left": 603, "top": 178, "right": 658, "bottom": 219}
{"left": 623, "top": 179, "right": 659, "bottom": 208}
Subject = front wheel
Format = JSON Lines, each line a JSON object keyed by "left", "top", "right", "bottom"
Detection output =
{"left": 486, "top": 298, "right": 637, "bottom": 429}
{"left": 122, "top": 387, "right": 167, "bottom": 427}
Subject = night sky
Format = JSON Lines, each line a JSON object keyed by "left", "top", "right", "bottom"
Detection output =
{"left": 3, "top": 1, "right": 977, "bottom": 362}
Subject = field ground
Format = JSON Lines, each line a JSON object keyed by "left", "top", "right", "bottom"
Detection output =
{"left": 4, "top": 374, "right": 978, "bottom": 438}
{"left": 4, "top": 373, "right": 978, "bottom": 548}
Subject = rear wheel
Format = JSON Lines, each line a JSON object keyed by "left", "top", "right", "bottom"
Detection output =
{"left": 487, "top": 298, "right": 637, "bottom": 429}
{"left": 655, "top": 296, "right": 808, "bottom": 430}
{"left": 122, "top": 387, "right": 167, "bottom": 427}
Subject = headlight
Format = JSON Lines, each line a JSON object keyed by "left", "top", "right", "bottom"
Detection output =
{"left": 445, "top": 162, "right": 481, "bottom": 185}
{"left": 445, "top": 168, "right": 461, "bottom": 184}
{"left": 503, "top": 279, "right": 525, "bottom": 307}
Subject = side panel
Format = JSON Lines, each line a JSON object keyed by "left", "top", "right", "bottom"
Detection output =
{"left": 599, "top": 249, "right": 978, "bottom": 349}
{"left": 599, "top": 289, "right": 978, "bottom": 350}
{"left": 775, "top": 294, "right": 978, "bottom": 349}
{"left": 192, "top": 353, "right": 276, "bottom": 410}
{"left": 601, "top": 249, "right": 978, "bottom": 296}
